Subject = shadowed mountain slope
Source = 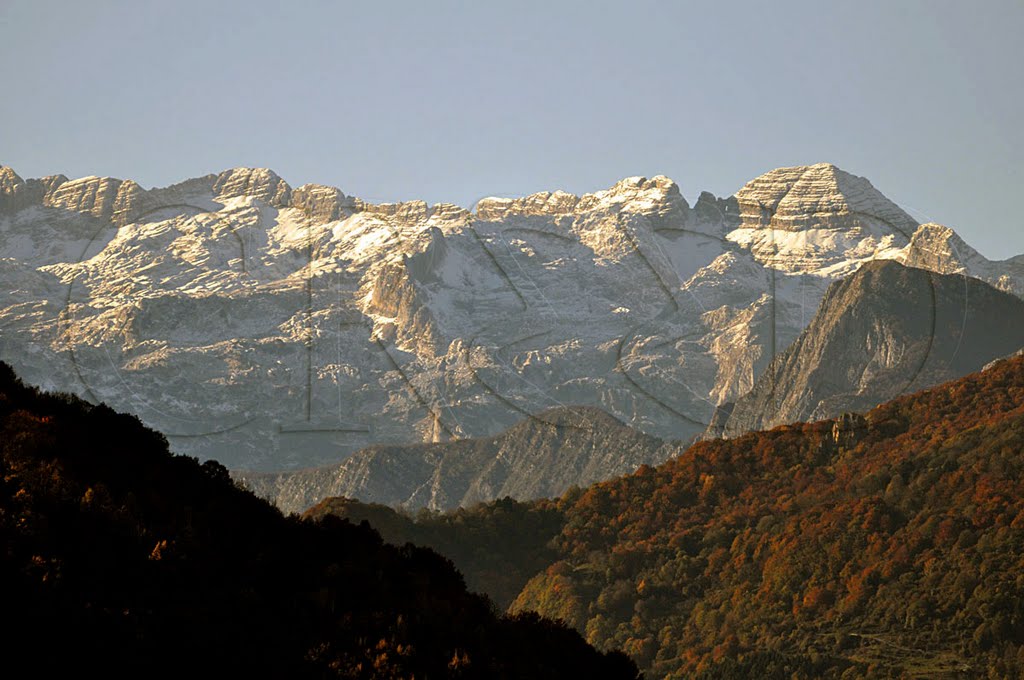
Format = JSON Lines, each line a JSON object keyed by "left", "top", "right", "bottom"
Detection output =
{"left": 706, "top": 261, "right": 1024, "bottom": 439}
{"left": 241, "top": 406, "right": 676, "bottom": 513}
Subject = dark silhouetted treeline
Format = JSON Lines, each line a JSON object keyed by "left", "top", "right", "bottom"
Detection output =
{"left": 304, "top": 496, "right": 564, "bottom": 610}
{"left": 0, "top": 362, "right": 639, "bottom": 679}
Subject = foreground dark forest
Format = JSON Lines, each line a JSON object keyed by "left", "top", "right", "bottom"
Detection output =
{"left": 0, "top": 362, "right": 638, "bottom": 679}
{"left": 313, "top": 356, "right": 1024, "bottom": 679}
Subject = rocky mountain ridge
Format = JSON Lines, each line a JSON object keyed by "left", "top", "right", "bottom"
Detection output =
{"left": 240, "top": 406, "right": 675, "bottom": 513}
{"left": 706, "top": 261, "right": 1024, "bottom": 438}
{"left": 1, "top": 160, "right": 1020, "bottom": 477}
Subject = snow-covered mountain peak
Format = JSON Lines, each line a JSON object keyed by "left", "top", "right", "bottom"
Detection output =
{"left": 212, "top": 167, "right": 292, "bottom": 207}
{"left": 735, "top": 163, "right": 917, "bottom": 236}
{"left": 576, "top": 175, "right": 688, "bottom": 219}
{"left": 475, "top": 189, "right": 579, "bottom": 221}
{"left": 475, "top": 175, "right": 688, "bottom": 224}
{"left": 727, "top": 163, "right": 919, "bottom": 276}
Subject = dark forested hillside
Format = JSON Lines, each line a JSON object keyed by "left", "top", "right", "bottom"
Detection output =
{"left": 0, "top": 362, "right": 639, "bottom": 679}
{"left": 304, "top": 496, "right": 565, "bottom": 610}
{"left": 318, "top": 356, "right": 1024, "bottom": 678}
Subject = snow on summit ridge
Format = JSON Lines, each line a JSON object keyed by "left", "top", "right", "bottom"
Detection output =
{"left": 474, "top": 175, "right": 686, "bottom": 221}
{"left": 0, "top": 162, "right": 905, "bottom": 234}
{"left": 726, "top": 163, "right": 923, "bottom": 276}
{"left": 1, "top": 160, "right": 1020, "bottom": 481}
{"left": 735, "top": 162, "right": 918, "bottom": 235}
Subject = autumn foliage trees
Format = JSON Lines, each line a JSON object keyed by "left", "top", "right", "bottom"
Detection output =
{"left": 324, "top": 356, "right": 1024, "bottom": 678}
{"left": 524, "top": 356, "right": 1024, "bottom": 677}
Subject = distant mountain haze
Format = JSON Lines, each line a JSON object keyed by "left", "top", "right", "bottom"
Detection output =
{"left": 239, "top": 406, "right": 676, "bottom": 513}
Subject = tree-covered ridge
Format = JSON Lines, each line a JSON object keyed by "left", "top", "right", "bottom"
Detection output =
{"left": 319, "top": 356, "right": 1024, "bottom": 678}
{"left": 530, "top": 355, "right": 1024, "bottom": 678}
{"left": 0, "top": 362, "right": 639, "bottom": 679}
{"left": 304, "top": 496, "right": 564, "bottom": 610}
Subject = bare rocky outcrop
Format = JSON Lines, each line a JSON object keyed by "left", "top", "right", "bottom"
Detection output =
{"left": 734, "top": 162, "right": 918, "bottom": 236}
{"left": 43, "top": 175, "right": 128, "bottom": 222}
{"left": 289, "top": 183, "right": 356, "bottom": 223}
{"left": 364, "top": 248, "right": 448, "bottom": 357}
{"left": 357, "top": 198, "right": 430, "bottom": 223}
{"left": 0, "top": 167, "right": 41, "bottom": 214}
{"left": 0, "top": 167, "right": 71, "bottom": 212}
{"left": 900, "top": 223, "right": 1024, "bottom": 296}
{"left": 238, "top": 406, "right": 676, "bottom": 513}
{"left": 831, "top": 412, "right": 867, "bottom": 449}
{"left": 212, "top": 167, "right": 292, "bottom": 206}
{"left": 706, "top": 261, "right": 1024, "bottom": 439}
{"left": 476, "top": 190, "right": 580, "bottom": 220}
{"left": 691, "top": 191, "right": 740, "bottom": 233}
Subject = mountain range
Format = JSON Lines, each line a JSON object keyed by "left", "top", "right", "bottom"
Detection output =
{"left": 5, "top": 152, "right": 1024, "bottom": 676}
{"left": 2, "top": 160, "right": 1022, "bottom": 503}
{"left": 244, "top": 260, "right": 1024, "bottom": 513}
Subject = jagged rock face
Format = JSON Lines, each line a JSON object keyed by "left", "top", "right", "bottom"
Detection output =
{"left": 475, "top": 176, "right": 688, "bottom": 226}
{"left": 0, "top": 164, "right": 734, "bottom": 473}
{"left": 901, "top": 223, "right": 981, "bottom": 274}
{"left": 290, "top": 184, "right": 356, "bottom": 223}
{"left": 0, "top": 169, "right": 69, "bottom": 215}
{"left": 0, "top": 168, "right": 38, "bottom": 214}
{"left": 831, "top": 412, "right": 868, "bottom": 449}
{"left": 212, "top": 167, "right": 291, "bottom": 206}
{"left": 1, "top": 161, "right": 1020, "bottom": 489}
{"left": 44, "top": 176, "right": 133, "bottom": 224}
{"left": 238, "top": 406, "right": 677, "bottom": 513}
{"left": 0, "top": 167, "right": 23, "bottom": 193}
{"left": 900, "top": 223, "right": 1024, "bottom": 296}
{"left": 701, "top": 295, "right": 780, "bottom": 403}
{"left": 707, "top": 261, "right": 1024, "bottom": 439}
{"left": 476, "top": 189, "right": 579, "bottom": 220}
{"left": 365, "top": 253, "right": 448, "bottom": 358}
{"left": 730, "top": 163, "right": 918, "bottom": 274}
{"left": 735, "top": 163, "right": 918, "bottom": 234}
{"left": 692, "top": 191, "right": 740, "bottom": 233}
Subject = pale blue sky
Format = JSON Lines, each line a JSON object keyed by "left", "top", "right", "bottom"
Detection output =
{"left": 1, "top": 0, "right": 1021, "bottom": 257}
